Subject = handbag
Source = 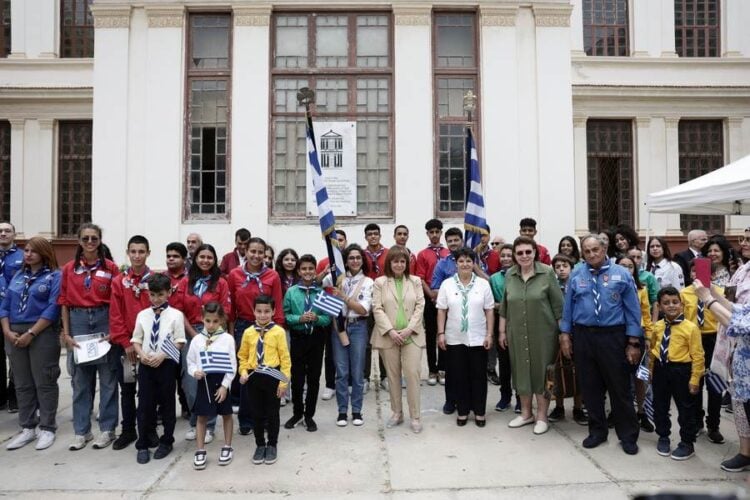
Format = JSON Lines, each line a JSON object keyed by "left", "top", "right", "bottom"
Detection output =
{"left": 544, "top": 350, "right": 576, "bottom": 399}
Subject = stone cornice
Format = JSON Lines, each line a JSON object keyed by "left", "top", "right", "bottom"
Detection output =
{"left": 234, "top": 4, "right": 271, "bottom": 27}
{"left": 393, "top": 5, "right": 431, "bottom": 26}
{"left": 146, "top": 5, "right": 185, "bottom": 28}
{"left": 635, "top": 116, "right": 651, "bottom": 127}
{"left": 90, "top": 5, "right": 131, "bottom": 29}
{"left": 533, "top": 4, "right": 573, "bottom": 27}
{"left": 572, "top": 115, "right": 588, "bottom": 127}
{"left": 479, "top": 5, "right": 517, "bottom": 27}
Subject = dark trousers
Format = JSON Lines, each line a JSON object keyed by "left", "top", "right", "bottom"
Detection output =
{"left": 232, "top": 319, "right": 254, "bottom": 431}
{"left": 290, "top": 327, "right": 325, "bottom": 418}
{"left": 573, "top": 326, "right": 639, "bottom": 444}
{"left": 364, "top": 314, "right": 387, "bottom": 381}
{"left": 136, "top": 361, "right": 177, "bottom": 450}
{"left": 324, "top": 326, "right": 335, "bottom": 390}
{"left": 494, "top": 314, "right": 512, "bottom": 400}
{"left": 247, "top": 374, "right": 281, "bottom": 447}
{"left": 114, "top": 344, "right": 138, "bottom": 434}
{"left": 424, "top": 296, "right": 446, "bottom": 374}
{"left": 0, "top": 333, "right": 7, "bottom": 404}
{"left": 653, "top": 362, "right": 698, "bottom": 444}
{"left": 698, "top": 333, "right": 721, "bottom": 430}
{"left": 446, "top": 344, "right": 488, "bottom": 417}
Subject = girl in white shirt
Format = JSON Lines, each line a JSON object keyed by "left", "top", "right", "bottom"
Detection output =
{"left": 647, "top": 237, "right": 685, "bottom": 290}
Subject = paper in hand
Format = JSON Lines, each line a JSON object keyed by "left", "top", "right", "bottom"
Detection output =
{"left": 73, "top": 333, "right": 111, "bottom": 364}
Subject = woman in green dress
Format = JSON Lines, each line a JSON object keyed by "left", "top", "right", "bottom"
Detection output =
{"left": 499, "top": 236, "right": 564, "bottom": 435}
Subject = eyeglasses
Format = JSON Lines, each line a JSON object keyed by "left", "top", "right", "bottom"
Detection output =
{"left": 515, "top": 250, "right": 533, "bottom": 256}
{"left": 347, "top": 255, "right": 362, "bottom": 261}
{"left": 81, "top": 236, "right": 99, "bottom": 243}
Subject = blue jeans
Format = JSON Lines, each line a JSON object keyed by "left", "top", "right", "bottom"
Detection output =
{"left": 69, "top": 306, "right": 119, "bottom": 435}
{"left": 332, "top": 319, "right": 368, "bottom": 414}
{"left": 181, "top": 327, "right": 216, "bottom": 431}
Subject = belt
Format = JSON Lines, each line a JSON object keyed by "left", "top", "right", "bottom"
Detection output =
{"left": 70, "top": 305, "right": 110, "bottom": 312}
{"left": 572, "top": 324, "right": 626, "bottom": 335}
{"left": 346, "top": 317, "right": 366, "bottom": 324}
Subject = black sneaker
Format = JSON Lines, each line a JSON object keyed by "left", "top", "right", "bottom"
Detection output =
{"left": 721, "top": 453, "right": 750, "bottom": 472}
{"left": 284, "top": 414, "right": 303, "bottom": 429}
{"left": 638, "top": 412, "right": 654, "bottom": 433}
{"left": 136, "top": 449, "right": 150, "bottom": 464}
{"left": 304, "top": 418, "right": 318, "bottom": 432}
{"left": 548, "top": 406, "right": 565, "bottom": 422}
{"left": 147, "top": 432, "right": 160, "bottom": 449}
{"left": 487, "top": 371, "right": 500, "bottom": 386}
{"left": 153, "top": 443, "right": 172, "bottom": 459}
{"left": 193, "top": 449, "right": 207, "bottom": 470}
{"left": 721, "top": 392, "right": 731, "bottom": 408}
{"left": 621, "top": 441, "right": 639, "bottom": 455}
{"left": 656, "top": 437, "right": 671, "bottom": 457}
{"left": 112, "top": 431, "right": 137, "bottom": 450}
{"left": 351, "top": 413, "right": 364, "bottom": 426}
{"left": 252, "top": 446, "right": 266, "bottom": 465}
{"left": 670, "top": 442, "right": 695, "bottom": 461}
{"left": 264, "top": 445, "right": 277, "bottom": 465}
{"left": 336, "top": 413, "right": 348, "bottom": 427}
{"left": 707, "top": 428, "right": 725, "bottom": 444}
{"left": 239, "top": 427, "right": 253, "bottom": 435}
{"left": 495, "top": 397, "right": 511, "bottom": 412}
{"left": 573, "top": 408, "right": 589, "bottom": 426}
{"left": 725, "top": 400, "right": 734, "bottom": 413}
{"left": 582, "top": 435, "right": 607, "bottom": 449}
{"left": 442, "top": 401, "right": 456, "bottom": 415}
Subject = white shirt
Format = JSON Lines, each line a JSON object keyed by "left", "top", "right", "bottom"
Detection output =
{"left": 436, "top": 274, "right": 494, "bottom": 346}
{"left": 131, "top": 306, "right": 186, "bottom": 355}
{"left": 651, "top": 259, "right": 685, "bottom": 290}
{"left": 186, "top": 331, "right": 237, "bottom": 389}
{"left": 323, "top": 271, "right": 373, "bottom": 319}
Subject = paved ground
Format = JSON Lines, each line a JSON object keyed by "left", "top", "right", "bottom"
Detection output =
{"left": 0, "top": 355, "right": 747, "bottom": 499}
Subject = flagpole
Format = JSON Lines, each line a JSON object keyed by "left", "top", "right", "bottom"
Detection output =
{"left": 464, "top": 90, "right": 476, "bottom": 206}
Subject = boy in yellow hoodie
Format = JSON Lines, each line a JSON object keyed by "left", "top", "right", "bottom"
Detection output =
{"left": 650, "top": 286, "right": 704, "bottom": 461}
{"left": 238, "top": 295, "right": 291, "bottom": 466}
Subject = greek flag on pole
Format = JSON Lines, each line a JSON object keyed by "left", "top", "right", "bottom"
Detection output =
{"left": 306, "top": 116, "right": 345, "bottom": 278}
{"left": 464, "top": 128, "right": 488, "bottom": 250}
{"left": 313, "top": 291, "right": 346, "bottom": 317}
{"left": 199, "top": 350, "right": 234, "bottom": 374}
{"left": 706, "top": 370, "right": 729, "bottom": 394}
{"left": 160, "top": 335, "right": 181, "bottom": 364}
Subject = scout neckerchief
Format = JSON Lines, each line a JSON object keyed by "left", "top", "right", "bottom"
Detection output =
{"left": 242, "top": 265, "right": 266, "bottom": 292}
{"left": 149, "top": 303, "right": 168, "bottom": 351}
{"left": 193, "top": 275, "right": 210, "bottom": 298}
{"left": 696, "top": 296, "right": 705, "bottom": 327}
{"left": 252, "top": 322, "right": 287, "bottom": 382}
{"left": 283, "top": 274, "right": 297, "bottom": 292}
{"left": 202, "top": 326, "right": 225, "bottom": 350}
{"left": 478, "top": 247, "right": 490, "bottom": 273}
{"left": 123, "top": 267, "right": 151, "bottom": 298}
{"left": 454, "top": 273, "right": 477, "bottom": 334}
{"left": 75, "top": 258, "right": 101, "bottom": 290}
{"left": 18, "top": 266, "right": 49, "bottom": 313}
{"left": 660, "top": 314, "right": 684, "bottom": 364}
{"left": 428, "top": 244, "right": 446, "bottom": 262}
{"left": 365, "top": 246, "right": 385, "bottom": 275}
{"left": 298, "top": 284, "right": 319, "bottom": 334}
{"left": 0, "top": 245, "right": 17, "bottom": 276}
{"left": 588, "top": 264, "right": 610, "bottom": 318}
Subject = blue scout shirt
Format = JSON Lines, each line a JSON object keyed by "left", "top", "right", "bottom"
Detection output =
{"left": 0, "top": 246, "right": 23, "bottom": 297}
{"left": 0, "top": 266, "right": 62, "bottom": 323}
{"left": 560, "top": 263, "right": 642, "bottom": 337}
{"left": 430, "top": 254, "right": 457, "bottom": 290}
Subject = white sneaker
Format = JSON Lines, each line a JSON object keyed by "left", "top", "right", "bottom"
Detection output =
{"left": 427, "top": 374, "right": 438, "bottom": 386}
{"left": 92, "top": 431, "right": 115, "bottom": 449}
{"left": 7, "top": 428, "right": 37, "bottom": 450}
{"left": 69, "top": 432, "right": 94, "bottom": 451}
{"left": 321, "top": 388, "right": 335, "bottom": 400}
{"left": 205, "top": 429, "right": 215, "bottom": 444}
{"left": 185, "top": 427, "right": 197, "bottom": 441}
{"left": 35, "top": 430, "right": 56, "bottom": 450}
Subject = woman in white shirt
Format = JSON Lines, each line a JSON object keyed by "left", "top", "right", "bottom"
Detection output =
{"left": 647, "top": 237, "right": 685, "bottom": 290}
{"left": 436, "top": 248, "right": 495, "bottom": 427}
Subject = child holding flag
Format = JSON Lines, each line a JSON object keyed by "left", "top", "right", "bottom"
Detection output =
{"left": 239, "top": 295, "right": 291, "bottom": 465}
{"left": 130, "top": 273, "right": 186, "bottom": 464}
{"left": 186, "top": 302, "right": 236, "bottom": 470}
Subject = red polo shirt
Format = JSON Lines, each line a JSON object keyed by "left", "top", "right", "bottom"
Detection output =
{"left": 109, "top": 268, "right": 153, "bottom": 348}
{"left": 227, "top": 265, "right": 285, "bottom": 325}
{"left": 363, "top": 245, "right": 388, "bottom": 280}
{"left": 219, "top": 249, "right": 243, "bottom": 278}
{"left": 175, "top": 276, "right": 232, "bottom": 326}
{"left": 58, "top": 259, "right": 120, "bottom": 308}
{"left": 416, "top": 246, "right": 451, "bottom": 288}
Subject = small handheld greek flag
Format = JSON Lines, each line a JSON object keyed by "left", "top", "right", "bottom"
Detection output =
{"left": 312, "top": 291, "right": 345, "bottom": 317}
{"left": 199, "top": 350, "right": 234, "bottom": 374}
{"left": 635, "top": 351, "right": 650, "bottom": 382}
{"left": 160, "top": 335, "right": 181, "bottom": 364}
{"left": 643, "top": 389, "right": 655, "bottom": 424}
{"left": 706, "top": 370, "right": 729, "bottom": 394}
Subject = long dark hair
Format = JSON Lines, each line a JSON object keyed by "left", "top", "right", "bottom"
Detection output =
{"left": 274, "top": 248, "right": 299, "bottom": 279}
{"left": 646, "top": 236, "right": 673, "bottom": 269}
{"left": 616, "top": 255, "right": 643, "bottom": 290}
{"left": 343, "top": 244, "right": 370, "bottom": 276}
{"left": 187, "top": 243, "right": 221, "bottom": 294}
{"left": 558, "top": 235, "right": 580, "bottom": 263}
{"left": 702, "top": 236, "right": 732, "bottom": 269}
{"left": 74, "top": 223, "right": 108, "bottom": 264}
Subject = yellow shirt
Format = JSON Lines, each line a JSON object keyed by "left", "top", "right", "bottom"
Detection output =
{"left": 237, "top": 324, "right": 292, "bottom": 389}
{"left": 638, "top": 288, "right": 653, "bottom": 342}
{"left": 680, "top": 284, "right": 722, "bottom": 334}
{"left": 649, "top": 318, "right": 705, "bottom": 386}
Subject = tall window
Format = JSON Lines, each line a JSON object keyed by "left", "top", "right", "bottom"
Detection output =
{"left": 434, "top": 12, "right": 478, "bottom": 215}
{"left": 586, "top": 120, "right": 634, "bottom": 230}
{"left": 0, "top": 0, "right": 10, "bottom": 57}
{"left": 679, "top": 120, "right": 724, "bottom": 233}
{"left": 0, "top": 121, "right": 10, "bottom": 221}
{"left": 675, "top": 0, "right": 720, "bottom": 57}
{"left": 271, "top": 13, "right": 392, "bottom": 218}
{"left": 582, "top": 0, "right": 629, "bottom": 56}
{"left": 58, "top": 121, "right": 92, "bottom": 237}
{"left": 61, "top": 0, "right": 94, "bottom": 58}
{"left": 185, "top": 14, "right": 231, "bottom": 220}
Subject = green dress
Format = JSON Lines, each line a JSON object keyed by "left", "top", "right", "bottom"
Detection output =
{"left": 499, "top": 262, "right": 563, "bottom": 395}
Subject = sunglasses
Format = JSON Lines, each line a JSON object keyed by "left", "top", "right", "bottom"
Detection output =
{"left": 491, "top": 242, "right": 501, "bottom": 247}
{"left": 81, "top": 236, "right": 100, "bottom": 243}
{"left": 515, "top": 249, "right": 533, "bottom": 256}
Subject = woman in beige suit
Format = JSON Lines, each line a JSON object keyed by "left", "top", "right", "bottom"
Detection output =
{"left": 372, "top": 246, "right": 426, "bottom": 433}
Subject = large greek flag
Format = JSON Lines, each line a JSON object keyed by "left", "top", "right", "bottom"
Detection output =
{"left": 464, "top": 128, "right": 488, "bottom": 250}
{"left": 306, "top": 114, "right": 345, "bottom": 279}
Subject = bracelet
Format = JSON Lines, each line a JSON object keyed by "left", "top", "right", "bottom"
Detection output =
{"left": 27, "top": 329, "right": 37, "bottom": 337}
{"left": 706, "top": 299, "right": 718, "bottom": 310}
{"left": 437, "top": 332, "right": 445, "bottom": 336}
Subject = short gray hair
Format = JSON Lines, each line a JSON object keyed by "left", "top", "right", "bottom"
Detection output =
{"left": 580, "top": 234, "right": 605, "bottom": 249}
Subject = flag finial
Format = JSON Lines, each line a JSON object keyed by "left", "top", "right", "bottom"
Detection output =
{"left": 297, "top": 87, "right": 316, "bottom": 108}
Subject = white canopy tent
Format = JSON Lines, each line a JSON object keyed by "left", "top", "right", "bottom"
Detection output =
{"left": 645, "top": 154, "right": 750, "bottom": 216}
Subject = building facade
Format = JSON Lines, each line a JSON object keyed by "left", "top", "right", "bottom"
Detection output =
{"left": 1, "top": 0, "right": 749, "bottom": 261}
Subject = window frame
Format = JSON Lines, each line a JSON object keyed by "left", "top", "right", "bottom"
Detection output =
{"left": 582, "top": 0, "right": 630, "bottom": 57}
{"left": 57, "top": 120, "right": 93, "bottom": 238}
{"left": 183, "top": 11, "right": 233, "bottom": 222}
{"left": 674, "top": 0, "right": 721, "bottom": 57}
{"left": 60, "top": 0, "right": 95, "bottom": 58}
{"left": 0, "top": 0, "right": 10, "bottom": 58}
{"left": 269, "top": 11, "right": 395, "bottom": 221}
{"left": 432, "top": 10, "right": 480, "bottom": 218}
{"left": 0, "top": 121, "right": 9, "bottom": 221}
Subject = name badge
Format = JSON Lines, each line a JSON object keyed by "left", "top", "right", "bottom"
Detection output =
{"left": 611, "top": 275, "right": 622, "bottom": 281}
{"left": 95, "top": 271, "right": 112, "bottom": 279}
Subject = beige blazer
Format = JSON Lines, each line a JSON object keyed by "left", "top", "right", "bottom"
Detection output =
{"left": 371, "top": 275, "right": 426, "bottom": 349}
